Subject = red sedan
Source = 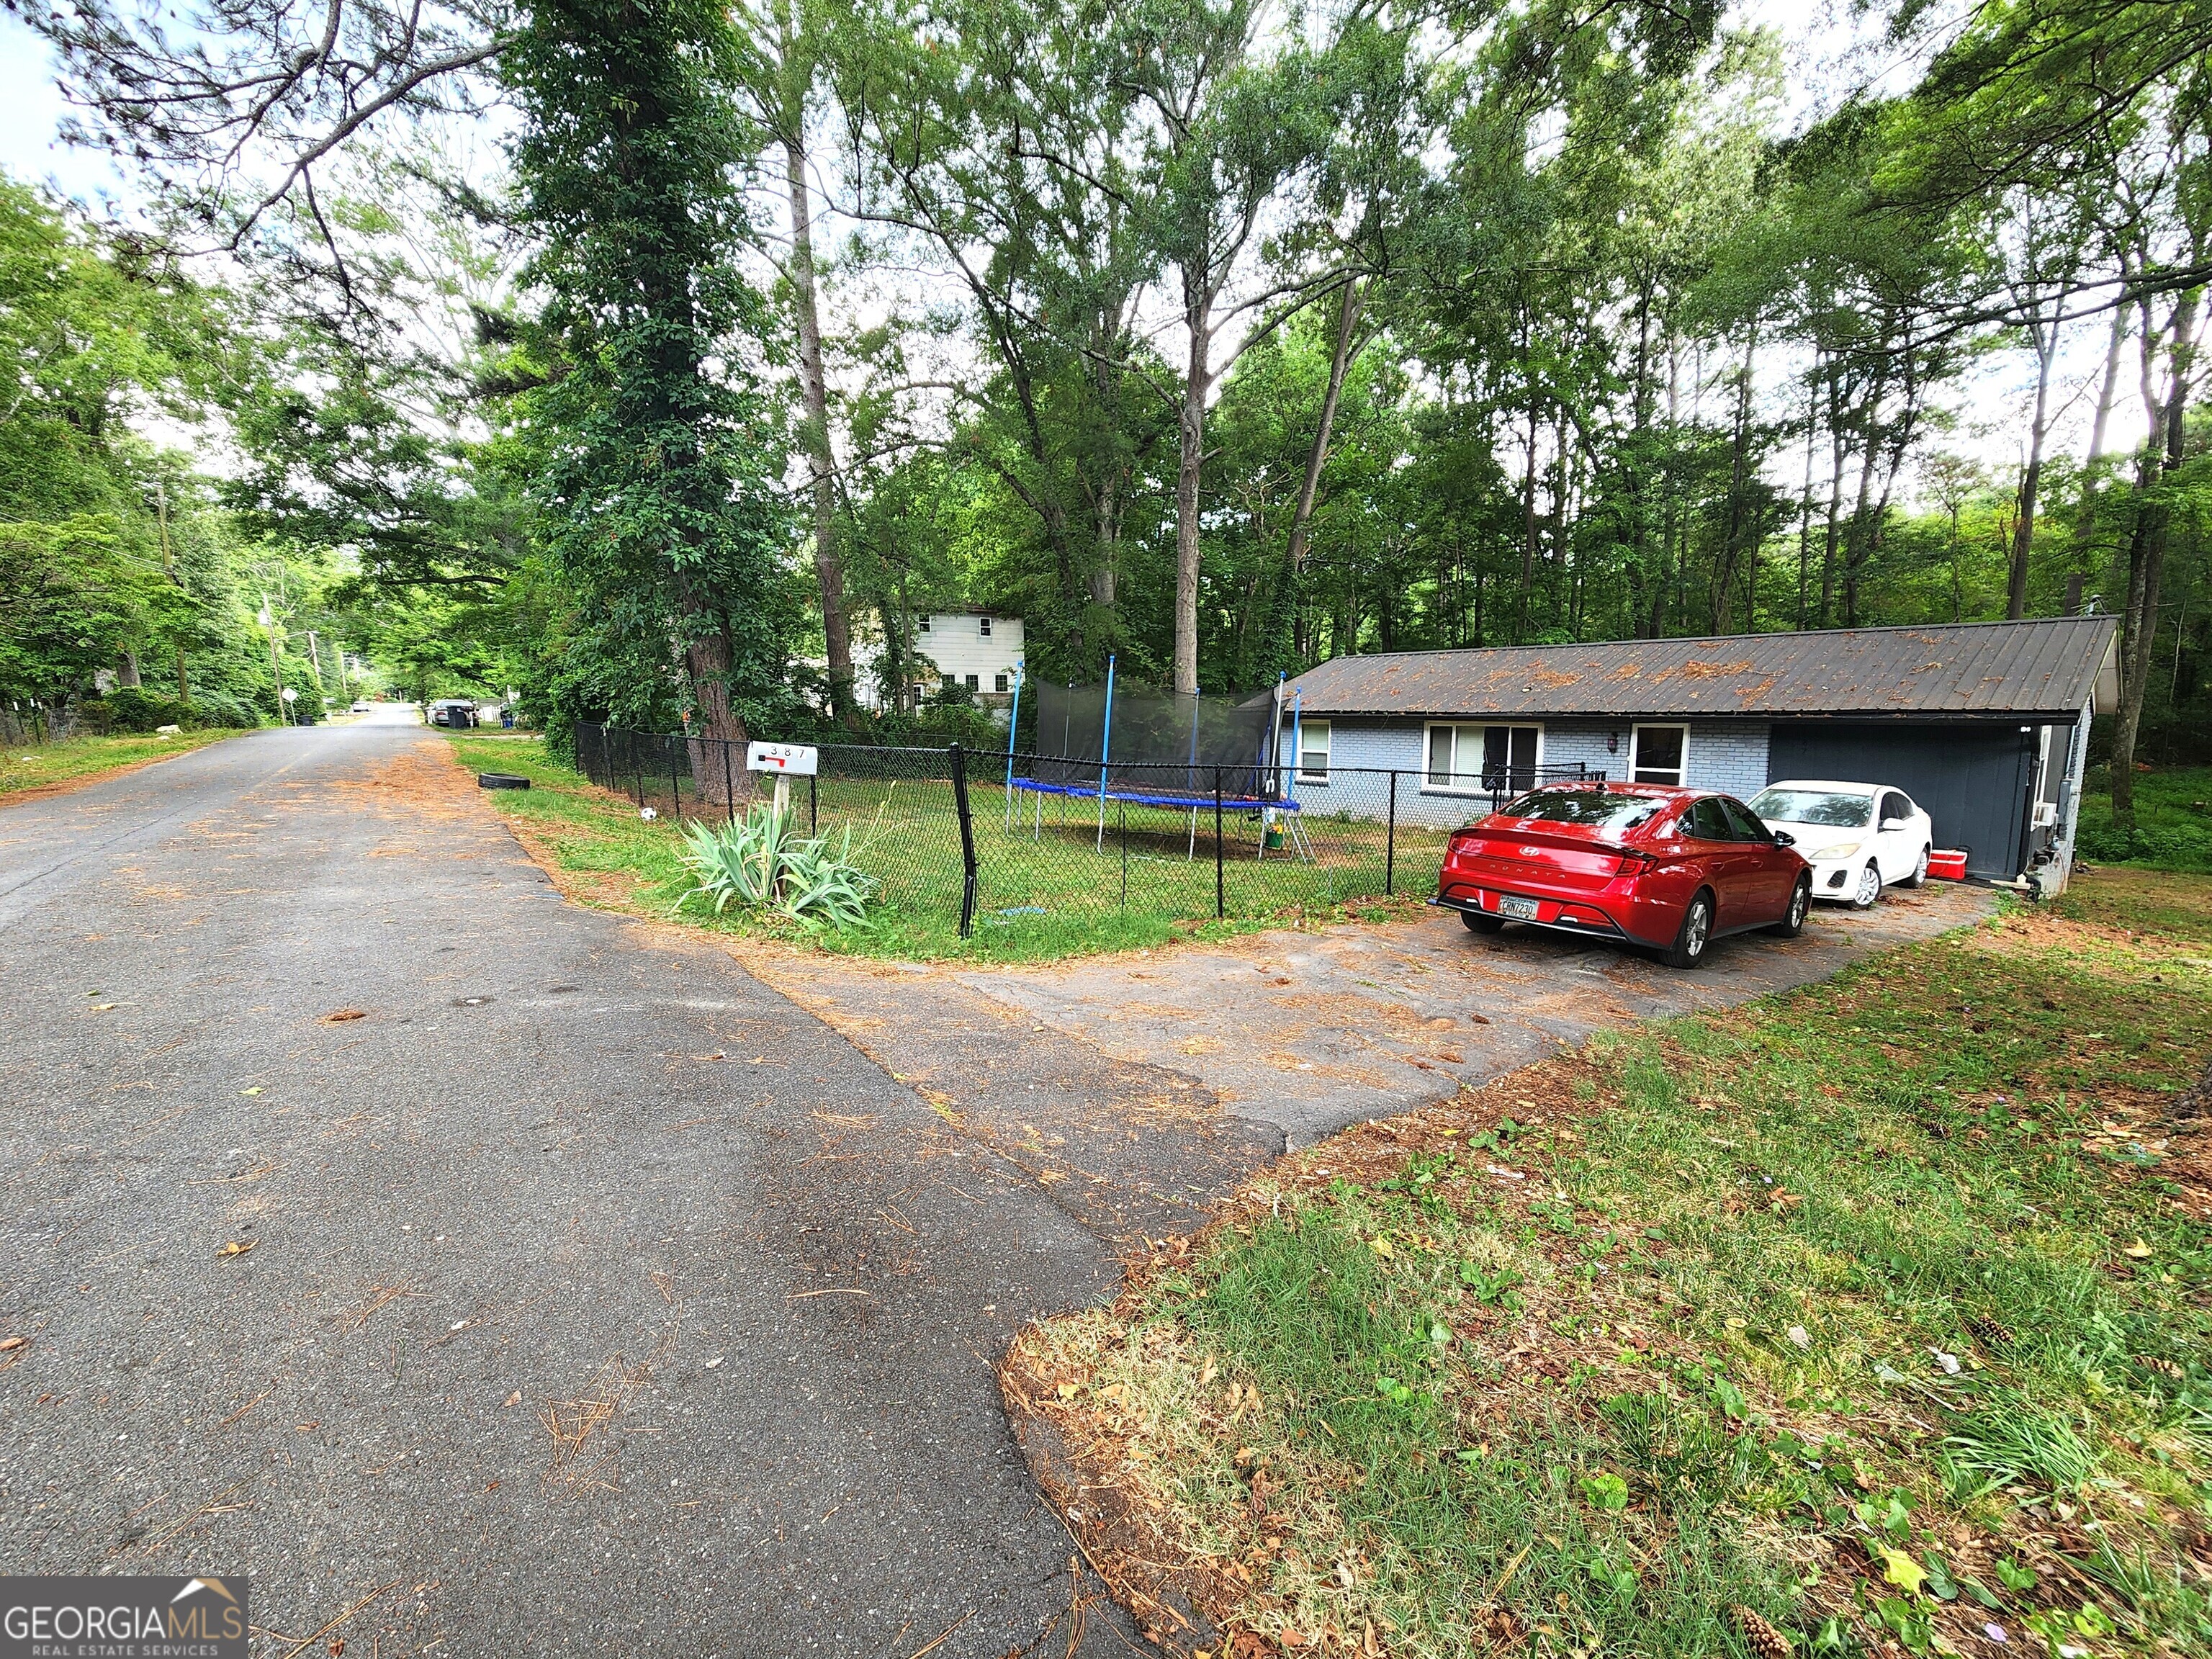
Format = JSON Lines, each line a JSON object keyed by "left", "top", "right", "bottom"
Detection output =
{"left": 1432, "top": 783, "right": 1813, "bottom": 968}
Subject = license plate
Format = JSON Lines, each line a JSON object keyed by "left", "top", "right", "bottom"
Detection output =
{"left": 1498, "top": 894, "right": 1539, "bottom": 920}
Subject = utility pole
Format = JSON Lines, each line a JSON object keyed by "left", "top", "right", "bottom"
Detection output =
{"left": 259, "top": 595, "right": 287, "bottom": 724}
{"left": 305, "top": 630, "right": 328, "bottom": 701}
{"left": 156, "top": 480, "right": 188, "bottom": 702}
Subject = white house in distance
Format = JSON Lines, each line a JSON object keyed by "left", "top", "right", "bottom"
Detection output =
{"left": 847, "top": 610, "right": 1025, "bottom": 712}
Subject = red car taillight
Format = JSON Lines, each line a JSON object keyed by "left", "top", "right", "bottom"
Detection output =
{"left": 1609, "top": 848, "right": 1654, "bottom": 881}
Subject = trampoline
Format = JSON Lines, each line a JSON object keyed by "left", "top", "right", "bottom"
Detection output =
{"left": 1004, "top": 658, "right": 1310, "bottom": 860}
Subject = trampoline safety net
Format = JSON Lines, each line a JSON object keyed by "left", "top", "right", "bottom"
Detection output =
{"left": 1022, "top": 681, "right": 1281, "bottom": 803}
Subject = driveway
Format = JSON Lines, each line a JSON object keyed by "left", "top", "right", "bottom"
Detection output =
{"left": 0, "top": 726, "right": 1143, "bottom": 1655}
{"left": 741, "top": 886, "right": 1994, "bottom": 1155}
{"left": 953, "top": 882, "right": 1996, "bottom": 1144}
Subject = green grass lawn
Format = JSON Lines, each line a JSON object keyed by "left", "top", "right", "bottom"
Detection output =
{"left": 1005, "top": 872, "right": 2212, "bottom": 1658}
{"left": 0, "top": 728, "right": 246, "bottom": 797}
{"left": 2077, "top": 765, "right": 2212, "bottom": 873}
{"left": 444, "top": 731, "right": 1437, "bottom": 961}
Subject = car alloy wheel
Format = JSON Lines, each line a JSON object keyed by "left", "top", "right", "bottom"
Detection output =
{"left": 1905, "top": 845, "right": 1929, "bottom": 889}
{"left": 1768, "top": 873, "right": 1812, "bottom": 939}
{"left": 1853, "top": 861, "right": 1881, "bottom": 909}
{"left": 1665, "top": 892, "right": 1713, "bottom": 968}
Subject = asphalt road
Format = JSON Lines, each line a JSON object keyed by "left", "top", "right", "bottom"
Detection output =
{"left": 0, "top": 722, "right": 1139, "bottom": 1655}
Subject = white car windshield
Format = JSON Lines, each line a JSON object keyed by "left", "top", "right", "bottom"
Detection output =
{"left": 1749, "top": 788, "right": 1873, "bottom": 830}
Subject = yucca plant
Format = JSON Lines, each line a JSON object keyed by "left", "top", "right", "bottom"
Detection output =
{"left": 677, "top": 804, "right": 878, "bottom": 927}
{"left": 774, "top": 824, "right": 878, "bottom": 927}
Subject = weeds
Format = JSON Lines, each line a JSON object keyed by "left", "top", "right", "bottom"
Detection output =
{"left": 1939, "top": 1389, "right": 2098, "bottom": 1498}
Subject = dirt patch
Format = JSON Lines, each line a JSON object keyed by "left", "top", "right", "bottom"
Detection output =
{"left": 505, "top": 820, "right": 660, "bottom": 910}
{"left": 1001, "top": 1343, "right": 1236, "bottom": 1655}
{"left": 2099, "top": 1056, "right": 2212, "bottom": 1220}
{"left": 327, "top": 743, "right": 484, "bottom": 822}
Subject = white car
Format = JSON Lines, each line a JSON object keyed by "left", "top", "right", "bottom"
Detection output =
{"left": 1745, "top": 780, "right": 1935, "bottom": 909}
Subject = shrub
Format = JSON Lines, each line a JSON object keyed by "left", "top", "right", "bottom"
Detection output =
{"left": 81, "top": 690, "right": 221, "bottom": 739}
{"left": 677, "top": 804, "right": 878, "bottom": 927}
{"left": 186, "top": 690, "right": 258, "bottom": 729}
{"left": 2074, "top": 771, "right": 2212, "bottom": 873}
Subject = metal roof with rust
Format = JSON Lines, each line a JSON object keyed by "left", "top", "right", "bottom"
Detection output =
{"left": 1280, "top": 617, "right": 2118, "bottom": 723}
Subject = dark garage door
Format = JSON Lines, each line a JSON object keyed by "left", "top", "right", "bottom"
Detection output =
{"left": 1766, "top": 722, "right": 2039, "bottom": 878}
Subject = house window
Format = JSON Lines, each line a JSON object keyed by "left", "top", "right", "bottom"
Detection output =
{"left": 917, "top": 615, "right": 931, "bottom": 633}
{"left": 994, "top": 672, "right": 1009, "bottom": 693}
{"left": 1296, "top": 720, "right": 1331, "bottom": 783}
{"left": 965, "top": 673, "right": 980, "bottom": 691}
{"left": 1629, "top": 724, "right": 1688, "bottom": 786}
{"left": 979, "top": 616, "right": 992, "bottom": 637}
{"left": 1426, "top": 722, "right": 1539, "bottom": 795}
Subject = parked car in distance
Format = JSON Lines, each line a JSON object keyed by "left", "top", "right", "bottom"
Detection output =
{"left": 1745, "top": 780, "right": 1933, "bottom": 909}
{"left": 350, "top": 701, "right": 372, "bottom": 714}
{"left": 1433, "top": 783, "right": 1812, "bottom": 969}
{"left": 427, "top": 698, "right": 479, "bottom": 729}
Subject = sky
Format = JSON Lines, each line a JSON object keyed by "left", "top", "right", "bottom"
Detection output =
{"left": 0, "top": 3, "right": 2151, "bottom": 503}
{"left": 0, "top": 14, "right": 129, "bottom": 207}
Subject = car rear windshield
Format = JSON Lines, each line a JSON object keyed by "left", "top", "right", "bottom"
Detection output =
{"left": 1748, "top": 788, "right": 1872, "bottom": 828}
{"left": 1495, "top": 788, "right": 1669, "bottom": 830}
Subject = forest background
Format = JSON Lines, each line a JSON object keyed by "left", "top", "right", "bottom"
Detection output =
{"left": 1, "top": 0, "right": 2207, "bottom": 825}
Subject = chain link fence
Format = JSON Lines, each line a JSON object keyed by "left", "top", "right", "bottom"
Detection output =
{"left": 2, "top": 705, "right": 79, "bottom": 747}
{"left": 572, "top": 722, "right": 1601, "bottom": 937}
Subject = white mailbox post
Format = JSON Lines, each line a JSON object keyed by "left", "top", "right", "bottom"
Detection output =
{"left": 745, "top": 742, "right": 818, "bottom": 812}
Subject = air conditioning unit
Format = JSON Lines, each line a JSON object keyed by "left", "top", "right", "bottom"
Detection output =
{"left": 2031, "top": 800, "right": 2059, "bottom": 829}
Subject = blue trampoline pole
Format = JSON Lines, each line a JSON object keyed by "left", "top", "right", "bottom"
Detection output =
{"left": 1004, "top": 660, "right": 1023, "bottom": 828}
{"left": 1270, "top": 670, "right": 1287, "bottom": 794}
{"left": 1097, "top": 654, "right": 1115, "bottom": 853}
{"left": 1267, "top": 688, "right": 1302, "bottom": 863}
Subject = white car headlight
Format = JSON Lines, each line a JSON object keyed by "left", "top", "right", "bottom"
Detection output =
{"left": 1809, "top": 840, "right": 1862, "bottom": 862}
